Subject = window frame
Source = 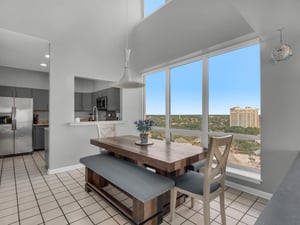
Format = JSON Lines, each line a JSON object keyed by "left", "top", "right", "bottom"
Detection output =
{"left": 142, "top": 38, "right": 261, "bottom": 174}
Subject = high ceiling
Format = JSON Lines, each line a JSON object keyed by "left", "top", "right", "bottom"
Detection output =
{"left": 0, "top": 28, "right": 50, "bottom": 72}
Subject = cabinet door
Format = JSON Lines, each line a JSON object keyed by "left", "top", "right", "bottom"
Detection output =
{"left": 107, "top": 88, "right": 116, "bottom": 110}
{"left": 0, "top": 86, "right": 15, "bottom": 97}
{"left": 115, "top": 88, "right": 120, "bottom": 111}
{"left": 82, "top": 93, "right": 92, "bottom": 111}
{"left": 33, "top": 127, "right": 45, "bottom": 150}
{"left": 32, "top": 89, "right": 49, "bottom": 111}
{"left": 75, "top": 93, "right": 82, "bottom": 111}
{"left": 15, "top": 87, "right": 32, "bottom": 98}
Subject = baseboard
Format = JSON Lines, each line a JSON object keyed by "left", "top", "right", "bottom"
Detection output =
{"left": 225, "top": 180, "right": 272, "bottom": 200}
{"left": 47, "top": 163, "right": 84, "bottom": 175}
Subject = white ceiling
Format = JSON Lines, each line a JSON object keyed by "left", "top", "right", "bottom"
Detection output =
{"left": 0, "top": 28, "right": 50, "bottom": 72}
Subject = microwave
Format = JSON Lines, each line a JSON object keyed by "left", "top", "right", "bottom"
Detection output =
{"left": 97, "top": 96, "right": 107, "bottom": 111}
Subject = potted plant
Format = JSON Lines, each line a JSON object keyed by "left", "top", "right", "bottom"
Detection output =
{"left": 134, "top": 119, "right": 154, "bottom": 144}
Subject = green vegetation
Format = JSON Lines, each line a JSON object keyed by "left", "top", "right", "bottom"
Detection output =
{"left": 146, "top": 114, "right": 260, "bottom": 135}
{"left": 232, "top": 140, "right": 260, "bottom": 154}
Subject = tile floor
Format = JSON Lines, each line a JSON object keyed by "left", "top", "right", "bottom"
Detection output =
{"left": 0, "top": 151, "right": 268, "bottom": 225}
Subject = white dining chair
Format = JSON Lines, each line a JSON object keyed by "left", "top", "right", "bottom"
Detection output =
{"left": 96, "top": 123, "right": 116, "bottom": 153}
{"left": 170, "top": 135, "right": 233, "bottom": 225}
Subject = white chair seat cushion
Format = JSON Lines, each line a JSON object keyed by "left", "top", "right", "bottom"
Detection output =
{"left": 175, "top": 171, "right": 220, "bottom": 195}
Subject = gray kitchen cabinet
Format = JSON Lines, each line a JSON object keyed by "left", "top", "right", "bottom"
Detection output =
{"left": 15, "top": 87, "right": 32, "bottom": 98}
{"left": 0, "top": 86, "right": 15, "bottom": 97}
{"left": 32, "top": 89, "right": 49, "bottom": 111}
{"left": 107, "top": 88, "right": 120, "bottom": 111}
{"left": 75, "top": 92, "right": 82, "bottom": 111}
{"left": 33, "top": 126, "right": 46, "bottom": 150}
{"left": 82, "top": 93, "right": 92, "bottom": 111}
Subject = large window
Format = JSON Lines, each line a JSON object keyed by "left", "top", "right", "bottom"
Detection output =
{"left": 145, "top": 60, "right": 202, "bottom": 145}
{"left": 144, "top": 42, "right": 261, "bottom": 171}
{"left": 170, "top": 61, "right": 202, "bottom": 146}
{"left": 209, "top": 44, "right": 261, "bottom": 170}
{"left": 144, "top": 0, "right": 168, "bottom": 17}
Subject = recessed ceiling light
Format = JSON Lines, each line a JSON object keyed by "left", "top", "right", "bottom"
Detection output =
{"left": 44, "top": 54, "right": 50, "bottom": 59}
{"left": 40, "top": 63, "right": 47, "bottom": 67}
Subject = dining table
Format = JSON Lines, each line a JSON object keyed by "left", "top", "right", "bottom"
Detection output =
{"left": 89, "top": 135, "right": 206, "bottom": 224}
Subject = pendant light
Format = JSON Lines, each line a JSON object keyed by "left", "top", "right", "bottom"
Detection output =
{"left": 271, "top": 28, "right": 293, "bottom": 63}
{"left": 111, "top": 0, "right": 145, "bottom": 89}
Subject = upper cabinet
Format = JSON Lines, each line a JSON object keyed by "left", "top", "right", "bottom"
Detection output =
{"left": 82, "top": 93, "right": 92, "bottom": 111}
{"left": 75, "top": 92, "right": 92, "bottom": 112}
{"left": 15, "top": 87, "right": 32, "bottom": 98}
{"left": 0, "top": 86, "right": 16, "bottom": 97}
{"left": 32, "top": 89, "right": 49, "bottom": 111}
{"left": 107, "top": 88, "right": 120, "bottom": 111}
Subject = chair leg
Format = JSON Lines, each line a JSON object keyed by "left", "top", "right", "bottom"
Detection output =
{"left": 170, "top": 188, "right": 177, "bottom": 223}
{"left": 190, "top": 197, "right": 194, "bottom": 209}
{"left": 203, "top": 199, "right": 210, "bottom": 225}
{"left": 220, "top": 191, "right": 226, "bottom": 225}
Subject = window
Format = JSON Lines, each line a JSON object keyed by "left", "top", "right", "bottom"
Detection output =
{"left": 145, "top": 71, "right": 166, "bottom": 140}
{"left": 209, "top": 44, "right": 261, "bottom": 170}
{"left": 145, "top": 60, "right": 202, "bottom": 145}
{"left": 170, "top": 61, "right": 202, "bottom": 146}
{"left": 144, "top": 41, "right": 261, "bottom": 172}
{"left": 144, "top": 0, "right": 167, "bottom": 17}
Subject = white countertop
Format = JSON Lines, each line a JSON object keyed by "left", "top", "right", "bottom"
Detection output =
{"left": 69, "top": 120, "right": 126, "bottom": 126}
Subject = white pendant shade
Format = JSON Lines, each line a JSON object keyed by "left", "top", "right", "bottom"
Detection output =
{"left": 111, "top": 0, "right": 144, "bottom": 89}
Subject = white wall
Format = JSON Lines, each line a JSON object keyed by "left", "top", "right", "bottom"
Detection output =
{"left": 0, "top": 0, "right": 143, "bottom": 169}
{"left": 0, "top": 66, "right": 49, "bottom": 89}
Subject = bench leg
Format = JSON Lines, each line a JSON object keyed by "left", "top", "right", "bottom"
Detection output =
{"left": 85, "top": 167, "right": 108, "bottom": 189}
{"left": 133, "top": 198, "right": 162, "bottom": 225}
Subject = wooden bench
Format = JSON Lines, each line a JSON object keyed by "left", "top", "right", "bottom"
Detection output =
{"left": 80, "top": 154, "right": 175, "bottom": 225}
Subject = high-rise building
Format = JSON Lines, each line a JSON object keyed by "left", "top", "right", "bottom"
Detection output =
{"left": 230, "top": 107, "right": 260, "bottom": 128}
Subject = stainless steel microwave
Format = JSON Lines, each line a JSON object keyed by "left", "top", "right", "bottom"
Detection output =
{"left": 97, "top": 96, "right": 107, "bottom": 111}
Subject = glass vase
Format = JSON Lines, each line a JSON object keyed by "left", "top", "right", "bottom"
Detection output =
{"left": 140, "top": 133, "right": 149, "bottom": 144}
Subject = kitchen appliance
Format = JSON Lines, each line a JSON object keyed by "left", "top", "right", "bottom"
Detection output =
{"left": 0, "top": 97, "right": 33, "bottom": 156}
{"left": 97, "top": 96, "right": 107, "bottom": 111}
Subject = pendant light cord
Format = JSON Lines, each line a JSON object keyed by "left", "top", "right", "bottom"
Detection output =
{"left": 126, "top": 0, "right": 129, "bottom": 49}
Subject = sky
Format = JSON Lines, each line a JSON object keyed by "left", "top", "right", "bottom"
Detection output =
{"left": 144, "top": 2, "right": 260, "bottom": 115}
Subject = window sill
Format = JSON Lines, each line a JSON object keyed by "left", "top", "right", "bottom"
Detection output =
{"left": 226, "top": 166, "right": 262, "bottom": 184}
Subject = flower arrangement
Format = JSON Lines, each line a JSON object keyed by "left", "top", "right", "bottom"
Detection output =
{"left": 134, "top": 119, "right": 155, "bottom": 133}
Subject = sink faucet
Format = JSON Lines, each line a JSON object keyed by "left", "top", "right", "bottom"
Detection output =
{"left": 92, "top": 106, "right": 98, "bottom": 121}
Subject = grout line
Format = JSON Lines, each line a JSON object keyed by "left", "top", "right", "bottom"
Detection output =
{"left": 21, "top": 155, "right": 46, "bottom": 224}
{"left": 12, "top": 157, "right": 21, "bottom": 224}
{"left": 67, "top": 169, "right": 124, "bottom": 225}
{"left": 30, "top": 150, "right": 71, "bottom": 224}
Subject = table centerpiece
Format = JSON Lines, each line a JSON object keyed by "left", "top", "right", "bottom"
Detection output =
{"left": 134, "top": 119, "right": 154, "bottom": 144}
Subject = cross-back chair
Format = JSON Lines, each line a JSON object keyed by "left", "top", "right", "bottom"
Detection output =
{"left": 96, "top": 123, "right": 116, "bottom": 153}
{"left": 170, "top": 135, "right": 233, "bottom": 225}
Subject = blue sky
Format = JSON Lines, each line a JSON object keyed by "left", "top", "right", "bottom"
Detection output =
{"left": 144, "top": 0, "right": 165, "bottom": 17}
{"left": 146, "top": 44, "right": 260, "bottom": 115}
{"left": 144, "top": 2, "right": 260, "bottom": 115}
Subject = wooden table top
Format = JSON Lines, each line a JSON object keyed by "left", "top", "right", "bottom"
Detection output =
{"left": 90, "top": 135, "right": 206, "bottom": 173}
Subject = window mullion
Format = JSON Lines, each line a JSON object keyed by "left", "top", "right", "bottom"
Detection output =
{"left": 202, "top": 57, "right": 209, "bottom": 148}
{"left": 165, "top": 69, "right": 171, "bottom": 142}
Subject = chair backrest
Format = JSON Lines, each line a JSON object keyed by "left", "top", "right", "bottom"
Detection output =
{"left": 96, "top": 124, "right": 116, "bottom": 138}
{"left": 204, "top": 135, "right": 233, "bottom": 193}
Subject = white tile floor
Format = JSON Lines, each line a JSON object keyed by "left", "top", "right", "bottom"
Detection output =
{"left": 0, "top": 151, "right": 267, "bottom": 225}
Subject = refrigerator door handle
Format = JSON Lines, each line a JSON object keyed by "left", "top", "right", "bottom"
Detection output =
{"left": 12, "top": 119, "right": 16, "bottom": 131}
{"left": 12, "top": 106, "right": 16, "bottom": 118}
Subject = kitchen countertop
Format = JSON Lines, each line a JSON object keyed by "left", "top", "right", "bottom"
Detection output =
{"left": 254, "top": 152, "right": 300, "bottom": 225}
{"left": 69, "top": 120, "right": 126, "bottom": 126}
{"left": 33, "top": 123, "right": 49, "bottom": 127}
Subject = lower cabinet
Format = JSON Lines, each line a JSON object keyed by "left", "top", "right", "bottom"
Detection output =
{"left": 33, "top": 126, "right": 47, "bottom": 150}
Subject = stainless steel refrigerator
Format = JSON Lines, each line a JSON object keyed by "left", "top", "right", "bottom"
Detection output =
{"left": 0, "top": 97, "right": 33, "bottom": 156}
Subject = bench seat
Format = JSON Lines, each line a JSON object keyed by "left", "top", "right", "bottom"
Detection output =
{"left": 80, "top": 154, "right": 174, "bottom": 203}
{"left": 80, "top": 154, "right": 175, "bottom": 225}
